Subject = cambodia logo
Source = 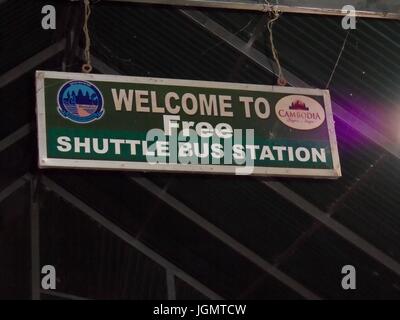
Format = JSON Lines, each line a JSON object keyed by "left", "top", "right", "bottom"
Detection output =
{"left": 57, "top": 80, "right": 104, "bottom": 123}
{"left": 275, "top": 95, "right": 325, "bottom": 130}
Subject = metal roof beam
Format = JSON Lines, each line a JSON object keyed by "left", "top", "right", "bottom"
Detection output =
{"left": 30, "top": 176, "right": 41, "bottom": 300}
{"left": 40, "top": 290, "right": 89, "bottom": 300}
{"left": 263, "top": 180, "right": 400, "bottom": 278}
{"left": 0, "top": 39, "right": 66, "bottom": 88}
{"left": 0, "top": 124, "right": 31, "bottom": 153}
{"left": 102, "top": 0, "right": 400, "bottom": 20}
{"left": 40, "top": 175, "right": 223, "bottom": 300}
{"left": 228, "top": 16, "right": 265, "bottom": 81}
{"left": 0, "top": 175, "right": 28, "bottom": 204}
{"left": 180, "top": 9, "right": 400, "bottom": 160}
{"left": 166, "top": 270, "right": 177, "bottom": 300}
{"left": 131, "top": 175, "right": 321, "bottom": 300}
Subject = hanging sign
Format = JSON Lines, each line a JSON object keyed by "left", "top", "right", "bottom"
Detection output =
{"left": 35, "top": 70, "right": 341, "bottom": 178}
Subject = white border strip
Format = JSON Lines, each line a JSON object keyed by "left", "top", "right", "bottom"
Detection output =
{"left": 40, "top": 158, "right": 339, "bottom": 178}
{"left": 323, "top": 90, "right": 342, "bottom": 177}
{"left": 39, "top": 70, "right": 325, "bottom": 96}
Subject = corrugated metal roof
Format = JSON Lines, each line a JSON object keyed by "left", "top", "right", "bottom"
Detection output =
{"left": 208, "top": 9, "right": 400, "bottom": 142}
{"left": 1, "top": 0, "right": 400, "bottom": 299}
{"left": 0, "top": 1, "right": 60, "bottom": 74}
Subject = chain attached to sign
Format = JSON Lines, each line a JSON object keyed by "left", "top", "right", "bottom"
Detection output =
{"left": 82, "top": 0, "right": 93, "bottom": 73}
{"left": 265, "top": 1, "right": 287, "bottom": 86}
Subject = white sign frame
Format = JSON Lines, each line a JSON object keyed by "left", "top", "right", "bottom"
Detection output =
{"left": 36, "top": 70, "right": 342, "bottom": 178}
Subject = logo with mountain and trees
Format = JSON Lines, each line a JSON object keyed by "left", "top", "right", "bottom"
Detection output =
{"left": 57, "top": 80, "right": 104, "bottom": 123}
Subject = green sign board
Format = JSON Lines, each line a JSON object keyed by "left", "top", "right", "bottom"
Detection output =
{"left": 36, "top": 70, "right": 341, "bottom": 178}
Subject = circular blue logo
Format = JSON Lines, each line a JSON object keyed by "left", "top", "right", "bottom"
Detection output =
{"left": 57, "top": 80, "right": 104, "bottom": 123}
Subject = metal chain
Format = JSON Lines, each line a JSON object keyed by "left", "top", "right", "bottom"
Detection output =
{"left": 265, "top": 1, "right": 287, "bottom": 86}
{"left": 82, "top": 0, "right": 93, "bottom": 73}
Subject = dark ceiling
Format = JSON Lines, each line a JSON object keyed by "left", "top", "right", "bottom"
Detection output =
{"left": 0, "top": 0, "right": 399, "bottom": 300}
